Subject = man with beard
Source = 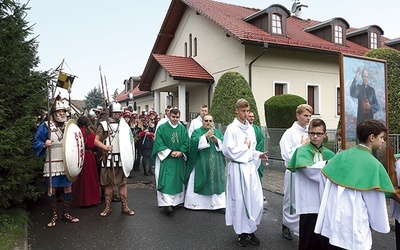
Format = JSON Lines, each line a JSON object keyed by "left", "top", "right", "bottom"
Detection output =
{"left": 32, "top": 96, "right": 79, "bottom": 227}
{"left": 94, "top": 102, "right": 135, "bottom": 217}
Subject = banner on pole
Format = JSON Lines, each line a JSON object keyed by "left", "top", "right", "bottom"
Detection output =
{"left": 57, "top": 72, "right": 75, "bottom": 90}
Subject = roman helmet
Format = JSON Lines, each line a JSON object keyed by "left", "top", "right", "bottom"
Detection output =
{"left": 51, "top": 95, "right": 68, "bottom": 123}
{"left": 88, "top": 109, "right": 96, "bottom": 119}
{"left": 109, "top": 102, "right": 123, "bottom": 113}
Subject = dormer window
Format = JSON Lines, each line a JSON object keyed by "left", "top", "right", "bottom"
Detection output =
{"left": 334, "top": 25, "right": 343, "bottom": 44}
{"left": 243, "top": 4, "right": 290, "bottom": 37}
{"left": 272, "top": 13, "right": 282, "bottom": 35}
{"left": 347, "top": 25, "right": 383, "bottom": 50}
{"left": 370, "top": 32, "right": 378, "bottom": 49}
{"left": 304, "top": 18, "right": 349, "bottom": 46}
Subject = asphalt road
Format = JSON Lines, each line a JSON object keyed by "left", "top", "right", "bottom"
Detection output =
{"left": 27, "top": 173, "right": 397, "bottom": 249}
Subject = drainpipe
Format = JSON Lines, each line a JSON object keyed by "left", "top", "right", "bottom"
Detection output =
{"left": 249, "top": 42, "right": 268, "bottom": 88}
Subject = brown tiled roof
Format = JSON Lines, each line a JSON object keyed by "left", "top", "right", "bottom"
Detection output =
{"left": 139, "top": 0, "right": 394, "bottom": 91}
{"left": 115, "top": 85, "right": 149, "bottom": 102}
{"left": 184, "top": 0, "right": 370, "bottom": 54}
{"left": 153, "top": 54, "right": 213, "bottom": 81}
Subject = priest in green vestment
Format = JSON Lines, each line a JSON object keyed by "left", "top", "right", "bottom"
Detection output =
{"left": 184, "top": 114, "right": 226, "bottom": 210}
{"left": 151, "top": 108, "right": 189, "bottom": 214}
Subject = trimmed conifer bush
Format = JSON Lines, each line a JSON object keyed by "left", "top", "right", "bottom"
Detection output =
{"left": 210, "top": 71, "right": 260, "bottom": 126}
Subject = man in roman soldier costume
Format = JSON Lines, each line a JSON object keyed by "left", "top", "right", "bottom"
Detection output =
{"left": 32, "top": 96, "right": 79, "bottom": 227}
{"left": 94, "top": 101, "right": 135, "bottom": 217}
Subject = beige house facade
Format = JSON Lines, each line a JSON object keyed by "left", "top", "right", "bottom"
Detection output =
{"left": 116, "top": 0, "right": 399, "bottom": 130}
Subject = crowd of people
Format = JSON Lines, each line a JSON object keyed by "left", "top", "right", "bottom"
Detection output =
{"left": 32, "top": 96, "right": 400, "bottom": 249}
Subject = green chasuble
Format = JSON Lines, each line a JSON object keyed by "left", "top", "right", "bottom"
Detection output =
{"left": 187, "top": 127, "right": 226, "bottom": 195}
{"left": 151, "top": 122, "right": 189, "bottom": 195}
{"left": 321, "top": 145, "right": 395, "bottom": 197}
{"left": 252, "top": 124, "right": 265, "bottom": 181}
{"left": 287, "top": 143, "right": 335, "bottom": 172}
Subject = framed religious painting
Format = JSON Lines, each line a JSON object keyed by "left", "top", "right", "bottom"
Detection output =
{"left": 339, "top": 53, "right": 388, "bottom": 164}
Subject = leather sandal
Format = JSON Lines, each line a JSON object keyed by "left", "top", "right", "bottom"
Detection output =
{"left": 100, "top": 207, "right": 112, "bottom": 217}
{"left": 62, "top": 213, "right": 79, "bottom": 223}
{"left": 120, "top": 195, "right": 135, "bottom": 216}
{"left": 121, "top": 208, "right": 135, "bottom": 216}
{"left": 47, "top": 213, "right": 58, "bottom": 227}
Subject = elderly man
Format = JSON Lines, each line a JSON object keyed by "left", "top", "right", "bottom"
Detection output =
{"left": 32, "top": 96, "right": 79, "bottom": 227}
{"left": 152, "top": 108, "right": 189, "bottom": 214}
{"left": 184, "top": 114, "right": 226, "bottom": 211}
{"left": 188, "top": 104, "right": 208, "bottom": 137}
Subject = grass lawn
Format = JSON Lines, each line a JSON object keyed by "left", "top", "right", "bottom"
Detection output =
{"left": 0, "top": 208, "right": 27, "bottom": 250}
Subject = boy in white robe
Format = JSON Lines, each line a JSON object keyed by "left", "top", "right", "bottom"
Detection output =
{"left": 279, "top": 104, "right": 313, "bottom": 240}
{"left": 222, "top": 99, "right": 268, "bottom": 247}
{"left": 287, "top": 118, "right": 335, "bottom": 249}
{"left": 315, "top": 119, "right": 395, "bottom": 249}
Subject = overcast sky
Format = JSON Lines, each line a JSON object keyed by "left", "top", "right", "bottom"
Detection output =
{"left": 26, "top": 0, "right": 399, "bottom": 100}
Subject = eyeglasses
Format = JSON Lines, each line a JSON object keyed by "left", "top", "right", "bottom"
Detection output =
{"left": 204, "top": 120, "right": 213, "bottom": 122}
{"left": 308, "top": 132, "right": 325, "bottom": 137}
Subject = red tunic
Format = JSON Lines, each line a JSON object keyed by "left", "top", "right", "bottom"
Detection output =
{"left": 72, "top": 128, "right": 100, "bottom": 206}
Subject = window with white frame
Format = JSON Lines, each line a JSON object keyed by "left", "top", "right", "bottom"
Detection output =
{"left": 271, "top": 13, "right": 282, "bottom": 35}
{"left": 307, "top": 85, "right": 320, "bottom": 115}
{"left": 334, "top": 25, "right": 343, "bottom": 44}
{"left": 370, "top": 32, "right": 378, "bottom": 49}
{"left": 274, "top": 82, "right": 288, "bottom": 95}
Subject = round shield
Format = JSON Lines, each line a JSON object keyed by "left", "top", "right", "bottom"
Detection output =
{"left": 62, "top": 119, "right": 85, "bottom": 182}
{"left": 119, "top": 118, "right": 135, "bottom": 177}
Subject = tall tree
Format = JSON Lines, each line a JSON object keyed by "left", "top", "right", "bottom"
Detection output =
{"left": 83, "top": 85, "right": 104, "bottom": 109}
{"left": 0, "top": 0, "right": 50, "bottom": 207}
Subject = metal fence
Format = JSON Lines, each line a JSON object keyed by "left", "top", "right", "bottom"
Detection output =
{"left": 214, "top": 124, "right": 400, "bottom": 160}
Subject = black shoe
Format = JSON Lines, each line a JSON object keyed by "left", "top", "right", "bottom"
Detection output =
{"left": 143, "top": 172, "right": 149, "bottom": 176}
{"left": 166, "top": 206, "right": 173, "bottom": 214}
{"left": 237, "top": 233, "right": 248, "bottom": 247}
{"left": 247, "top": 233, "right": 260, "bottom": 245}
{"left": 161, "top": 206, "right": 173, "bottom": 215}
{"left": 282, "top": 225, "right": 292, "bottom": 240}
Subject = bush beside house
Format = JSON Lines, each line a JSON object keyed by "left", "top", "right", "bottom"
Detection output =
{"left": 210, "top": 71, "right": 260, "bottom": 126}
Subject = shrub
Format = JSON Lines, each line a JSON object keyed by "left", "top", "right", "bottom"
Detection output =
{"left": 264, "top": 94, "right": 306, "bottom": 144}
{"left": 210, "top": 71, "right": 260, "bottom": 126}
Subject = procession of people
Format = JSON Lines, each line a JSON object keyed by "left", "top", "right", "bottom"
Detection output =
{"left": 32, "top": 94, "right": 400, "bottom": 249}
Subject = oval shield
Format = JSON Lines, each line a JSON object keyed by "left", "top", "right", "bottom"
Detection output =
{"left": 119, "top": 118, "right": 135, "bottom": 177}
{"left": 62, "top": 119, "right": 85, "bottom": 182}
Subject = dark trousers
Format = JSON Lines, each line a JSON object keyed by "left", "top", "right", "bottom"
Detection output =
{"left": 396, "top": 219, "right": 400, "bottom": 250}
{"left": 133, "top": 145, "right": 141, "bottom": 170}
{"left": 140, "top": 148, "right": 153, "bottom": 174}
{"left": 299, "top": 213, "right": 323, "bottom": 250}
